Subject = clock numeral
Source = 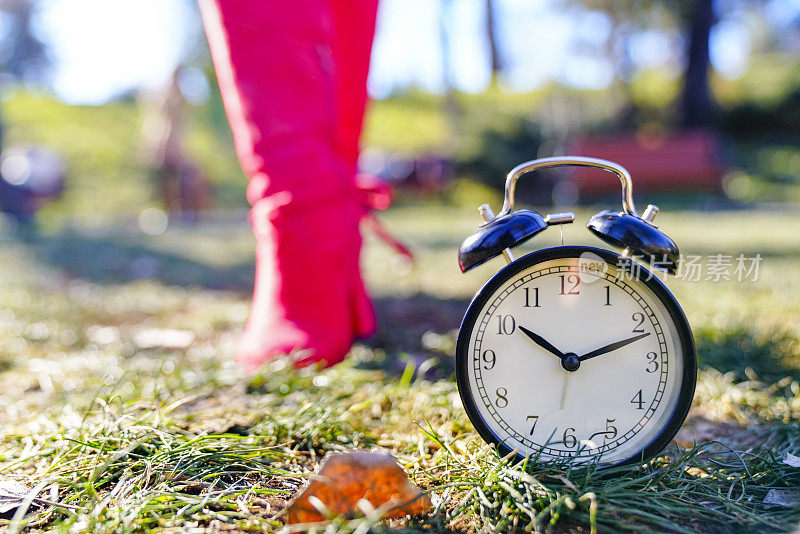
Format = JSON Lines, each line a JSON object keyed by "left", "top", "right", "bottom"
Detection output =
{"left": 482, "top": 350, "right": 496, "bottom": 370}
{"left": 524, "top": 287, "right": 540, "bottom": 307}
{"left": 589, "top": 419, "right": 617, "bottom": 441}
{"left": 604, "top": 285, "right": 612, "bottom": 306}
{"left": 496, "top": 315, "right": 516, "bottom": 335}
{"left": 588, "top": 418, "right": 618, "bottom": 441}
{"left": 604, "top": 418, "right": 618, "bottom": 439}
{"left": 646, "top": 352, "right": 659, "bottom": 373}
{"left": 495, "top": 387, "right": 508, "bottom": 408}
{"left": 631, "top": 389, "right": 645, "bottom": 410}
{"left": 632, "top": 312, "right": 646, "bottom": 333}
{"left": 526, "top": 415, "right": 539, "bottom": 435}
{"left": 559, "top": 274, "right": 580, "bottom": 295}
{"left": 562, "top": 427, "right": 577, "bottom": 448}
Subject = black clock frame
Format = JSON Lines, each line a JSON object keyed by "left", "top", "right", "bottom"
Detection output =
{"left": 455, "top": 245, "right": 697, "bottom": 467}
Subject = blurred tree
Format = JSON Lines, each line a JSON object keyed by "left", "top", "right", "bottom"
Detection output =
{"left": 485, "top": 0, "right": 503, "bottom": 78}
{"left": 570, "top": 1, "right": 673, "bottom": 128}
{"left": 440, "top": 0, "right": 459, "bottom": 153}
{"left": 0, "top": 0, "right": 49, "bottom": 83}
{"left": 678, "top": 0, "right": 714, "bottom": 127}
{"left": 0, "top": 0, "right": 50, "bottom": 225}
{"left": 575, "top": 0, "right": 718, "bottom": 128}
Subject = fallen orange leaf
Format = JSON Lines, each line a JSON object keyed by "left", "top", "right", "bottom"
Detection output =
{"left": 286, "top": 450, "right": 431, "bottom": 524}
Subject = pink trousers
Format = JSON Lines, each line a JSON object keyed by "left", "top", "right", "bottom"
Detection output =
{"left": 199, "top": 0, "right": 381, "bottom": 371}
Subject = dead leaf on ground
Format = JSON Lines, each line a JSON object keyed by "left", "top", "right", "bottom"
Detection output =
{"left": 286, "top": 450, "right": 431, "bottom": 524}
{"left": 0, "top": 481, "right": 36, "bottom": 515}
{"left": 782, "top": 453, "right": 800, "bottom": 468}
{"left": 763, "top": 489, "right": 800, "bottom": 508}
{"left": 0, "top": 480, "right": 79, "bottom": 516}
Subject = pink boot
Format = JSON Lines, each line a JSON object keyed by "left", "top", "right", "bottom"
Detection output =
{"left": 236, "top": 192, "right": 373, "bottom": 371}
{"left": 199, "top": 0, "right": 380, "bottom": 372}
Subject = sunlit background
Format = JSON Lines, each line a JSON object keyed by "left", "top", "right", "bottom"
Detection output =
{"left": 1, "top": 0, "right": 800, "bottom": 227}
{"left": 37, "top": 0, "right": 793, "bottom": 102}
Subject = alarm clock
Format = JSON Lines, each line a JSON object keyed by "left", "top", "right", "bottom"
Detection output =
{"left": 455, "top": 157, "right": 696, "bottom": 466}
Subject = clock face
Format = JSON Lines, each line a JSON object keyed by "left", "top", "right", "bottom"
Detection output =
{"left": 456, "top": 246, "right": 696, "bottom": 466}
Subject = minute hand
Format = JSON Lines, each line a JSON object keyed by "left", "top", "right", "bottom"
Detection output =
{"left": 578, "top": 333, "right": 650, "bottom": 362}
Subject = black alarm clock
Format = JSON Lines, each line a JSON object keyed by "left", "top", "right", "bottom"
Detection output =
{"left": 455, "top": 157, "right": 696, "bottom": 466}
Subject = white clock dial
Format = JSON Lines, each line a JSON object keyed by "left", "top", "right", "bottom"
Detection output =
{"left": 457, "top": 247, "right": 695, "bottom": 465}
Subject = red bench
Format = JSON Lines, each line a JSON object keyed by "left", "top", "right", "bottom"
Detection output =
{"left": 564, "top": 129, "right": 725, "bottom": 195}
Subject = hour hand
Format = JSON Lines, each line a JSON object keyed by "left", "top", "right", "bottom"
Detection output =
{"left": 518, "top": 325, "right": 566, "bottom": 360}
{"left": 578, "top": 333, "right": 650, "bottom": 362}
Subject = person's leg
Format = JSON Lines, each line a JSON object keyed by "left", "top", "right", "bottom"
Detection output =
{"left": 330, "top": 0, "right": 380, "bottom": 172}
{"left": 330, "top": 0, "right": 381, "bottom": 338}
{"left": 199, "top": 0, "right": 378, "bottom": 371}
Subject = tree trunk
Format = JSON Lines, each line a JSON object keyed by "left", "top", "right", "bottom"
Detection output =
{"left": 680, "top": 0, "right": 715, "bottom": 128}
{"left": 440, "top": 0, "right": 459, "bottom": 152}
{"left": 485, "top": 0, "right": 502, "bottom": 77}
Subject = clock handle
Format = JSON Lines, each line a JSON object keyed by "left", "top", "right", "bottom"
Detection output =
{"left": 498, "top": 156, "right": 640, "bottom": 218}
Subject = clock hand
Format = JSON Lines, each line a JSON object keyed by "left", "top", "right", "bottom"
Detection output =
{"left": 578, "top": 332, "right": 651, "bottom": 362}
{"left": 559, "top": 374, "right": 570, "bottom": 409}
{"left": 518, "top": 325, "right": 566, "bottom": 360}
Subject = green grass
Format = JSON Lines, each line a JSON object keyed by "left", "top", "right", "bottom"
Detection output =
{"left": 1, "top": 204, "right": 799, "bottom": 532}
